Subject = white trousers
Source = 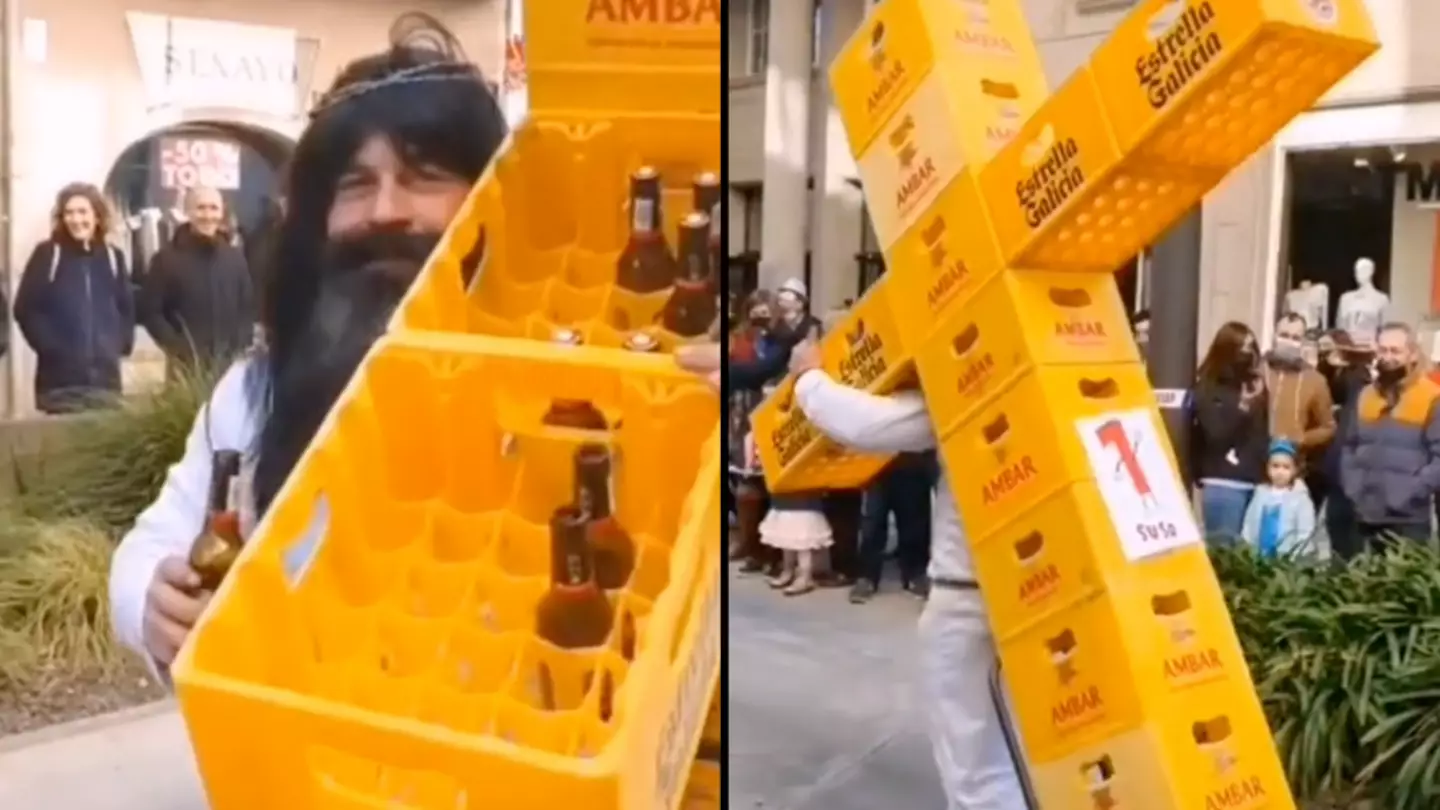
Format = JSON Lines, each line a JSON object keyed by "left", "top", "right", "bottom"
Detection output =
{"left": 917, "top": 586, "right": 1027, "bottom": 810}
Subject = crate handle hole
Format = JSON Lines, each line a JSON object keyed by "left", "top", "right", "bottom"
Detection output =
{"left": 283, "top": 492, "right": 330, "bottom": 589}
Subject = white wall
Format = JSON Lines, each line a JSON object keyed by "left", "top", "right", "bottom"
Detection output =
{"left": 1387, "top": 145, "right": 1440, "bottom": 328}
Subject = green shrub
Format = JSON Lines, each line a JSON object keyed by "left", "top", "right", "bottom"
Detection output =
{"left": 16, "top": 364, "right": 219, "bottom": 537}
{"left": 0, "top": 515, "right": 121, "bottom": 689}
{"left": 1213, "top": 542, "right": 1440, "bottom": 809}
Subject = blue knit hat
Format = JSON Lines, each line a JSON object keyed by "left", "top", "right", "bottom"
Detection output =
{"left": 1268, "top": 438, "right": 1298, "bottom": 461}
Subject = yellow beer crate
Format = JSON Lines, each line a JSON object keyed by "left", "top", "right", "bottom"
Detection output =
{"left": 830, "top": 0, "right": 1049, "bottom": 159}
{"left": 998, "top": 546, "right": 1258, "bottom": 762}
{"left": 977, "top": 67, "right": 1220, "bottom": 273}
{"left": 393, "top": 113, "right": 721, "bottom": 350}
{"left": 680, "top": 760, "right": 721, "bottom": 809}
{"left": 701, "top": 684, "right": 720, "bottom": 753}
{"left": 525, "top": 0, "right": 721, "bottom": 117}
{"left": 1089, "top": 0, "right": 1377, "bottom": 173}
{"left": 914, "top": 270, "right": 1138, "bottom": 439}
{"left": 971, "top": 482, "right": 1154, "bottom": 642}
{"left": 937, "top": 365, "right": 1197, "bottom": 542}
{"left": 751, "top": 278, "right": 914, "bottom": 493}
{"left": 174, "top": 333, "right": 721, "bottom": 810}
{"left": 1029, "top": 677, "right": 1291, "bottom": 810}
{"left": 849, "top": 53, "right": 1050, "bottom": 254}
{"left": 882, "top": 175, "right": 1007, "bottom": 353}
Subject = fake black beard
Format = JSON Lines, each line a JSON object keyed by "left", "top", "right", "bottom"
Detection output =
{"left": 251, "top": 230, "right": 439, "bottom": 517}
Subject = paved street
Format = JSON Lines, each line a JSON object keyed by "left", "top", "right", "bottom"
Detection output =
{"left": 0, "top": 568, "right": 942, "bottom": 810}
{"left": 728, "top": 567, "right": 945, "bottom": 809}
{"left": 0, "top": 702, "right": 200, "bottom": 810}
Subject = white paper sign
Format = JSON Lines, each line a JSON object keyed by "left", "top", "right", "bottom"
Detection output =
{"left": 1075, "top": 408, "right": 1200, "bottom": 561}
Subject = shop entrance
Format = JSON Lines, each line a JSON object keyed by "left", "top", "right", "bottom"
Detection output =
{"left": 103, "top": 120, "right": 294, "bottom": 277}
{"left": 1282, "top": 148, "right": 1396, "bottom": 328}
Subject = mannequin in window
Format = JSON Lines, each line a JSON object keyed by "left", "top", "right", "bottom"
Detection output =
{"left": 1337, "top": 257, "right": 1389, "bottom": 348}
{"left": 1284, "top": 277, "right": 1329, "bottom": 332}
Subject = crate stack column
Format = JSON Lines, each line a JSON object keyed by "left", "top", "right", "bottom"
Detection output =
{"left": 750, "top": 0, "right": 1051, "bottom": 496}
{"left": 821, "top": 0, "right": 1380, "bottom": 808}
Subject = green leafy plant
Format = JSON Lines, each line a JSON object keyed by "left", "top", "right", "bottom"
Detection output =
{"left": 1213, "top": 541, "right": 1440, "bottom": 809}
{"left": 16, "top": 363, "right": 221, "bottom": 537}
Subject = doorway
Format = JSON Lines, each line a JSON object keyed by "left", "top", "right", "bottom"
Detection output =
{"left": 104, "top": 120, "right": 294, "bottom": 276}
{"left": 1283, "top": 148, "right": 1396, "bottom": 329}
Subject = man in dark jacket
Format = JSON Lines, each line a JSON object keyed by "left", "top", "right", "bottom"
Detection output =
{"left": 15, "top": 182, "right": 135, "bottom": 414}
{"left": 140, "top": 187, "right": 255, "bottom": 376}
{"left": 1340, "top": 322, "right": 1440, "bottom": 551}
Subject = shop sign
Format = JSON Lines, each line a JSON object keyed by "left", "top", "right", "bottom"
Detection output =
{"left": 158, "top": 137, "right": 241, "bottom": 191}
{"left": 127, "top": 12, "right": 312, "bottom": 118}
{"left": 1377, "top": 160, "right": 1440, "bottom": 204}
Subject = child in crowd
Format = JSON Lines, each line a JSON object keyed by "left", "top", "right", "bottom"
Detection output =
{"left": 1241, "top": 438, "right": 1317, "bottom": 558}
{"left": 745, "top": 409, "right": 831, "bottom": 596}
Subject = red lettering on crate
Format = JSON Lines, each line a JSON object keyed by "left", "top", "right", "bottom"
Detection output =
{"left": 586, "top": 0, "right": 720, "bottom": 24}
{"left": 1051, "top": 684, "right": 1103, "bottom": 728}
{"left": 983, "top": 456, "right": 1037, "bottom": 504}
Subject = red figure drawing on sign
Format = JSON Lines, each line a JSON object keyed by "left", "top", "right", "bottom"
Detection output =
{"left": 1095, "top": 418, "right": 1157, "bottom": 509}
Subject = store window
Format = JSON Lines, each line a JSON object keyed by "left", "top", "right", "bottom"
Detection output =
{"left": 104, "top": 121, "right": 293, "bottom": 277}
{"left": 856, "top": 201, "right": 884, "bottom": 296}
{"left": 1280, "top": 147, "right": 1397, "bottom": 339}
{"left": 747, "top": 0, "right": 769, "bottom": 75}
{"left": 728, "top": 185, "right": 763, "bottom": 305}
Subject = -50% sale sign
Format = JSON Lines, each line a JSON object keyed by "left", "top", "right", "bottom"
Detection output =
{"left": 158, "top": 137, "right": 241, "bottom": 191}
{"left": 1075, "top": 409, "right": 1200, "bottom": 561}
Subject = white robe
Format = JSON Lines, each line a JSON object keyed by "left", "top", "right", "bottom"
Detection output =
{"left": 794, "top": 370, "right": 1026, "bottom": 810}
{"left": 110, "top": 360, "right": 260, "bottom": 680}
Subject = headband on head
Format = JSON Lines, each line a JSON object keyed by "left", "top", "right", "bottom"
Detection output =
{"left": 310, "top": 62, "right": 484, "bottom": 118}
{"left": 309, "top": 12, "right": 489, "bottom": 119}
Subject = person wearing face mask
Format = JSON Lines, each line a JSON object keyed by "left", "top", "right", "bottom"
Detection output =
{"left": 1191, "top": 321, "right": 1271, "bottom": 541}
{"left": 14, "top": 182, "right": 135, "bottom": 414}
{"left": 138, "top": 186, "right": 255, "bottom": 379}
{"left": 728, "top": 290, "right": 781, "bottom": 574}
{"left": 1339, "top": 322, "right": 1440, "bottom": 551}
{"left": 1264, "top": 313, "right": 1335, "bottom": 512}
{"left": 1317, "top": 330, "right": 1373, "bottom": 559}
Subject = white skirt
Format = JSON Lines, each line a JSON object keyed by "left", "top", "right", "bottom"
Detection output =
{"left": 759, "top": 508, "right": 833, "bottom": 551}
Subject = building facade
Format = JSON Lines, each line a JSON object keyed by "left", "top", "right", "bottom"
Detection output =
{"left": 728, "top": 0, "right": 1435, "bottom": 352}
{"left": 1, "top": 0, "right": 506, "bottom": 415}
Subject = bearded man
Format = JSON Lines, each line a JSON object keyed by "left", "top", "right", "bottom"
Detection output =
{"left": 109, "top": 24, "right": 509, "bottom": 672}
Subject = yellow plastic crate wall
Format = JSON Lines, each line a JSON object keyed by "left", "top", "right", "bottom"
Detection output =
{"left": 172, "top": 334, "right": 721, "bottom": 809}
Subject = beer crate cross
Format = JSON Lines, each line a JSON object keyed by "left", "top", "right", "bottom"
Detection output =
{"left": 750, "top": 0, "right": 1378, "bottom": 807}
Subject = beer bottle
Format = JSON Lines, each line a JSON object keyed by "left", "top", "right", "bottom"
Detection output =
{"left": 535, "top": 506, "right": 615, "bottom": 650}
{"left": 574, "top": 443, "right": 635, "bottom": 591}
{"left": 541, "top": 330, "right": 610, "bottom": 430}
{"left": 659, "top": 212, "right": 718, "bottom": 337}
{"left": 189, "top": 450, "right": 244, "bottom": 592}
{"left": 693, "top": 172, "right": 721, "bottom": 271}
{"left": 614, "top": 167, "right": 677, "bottom": 294}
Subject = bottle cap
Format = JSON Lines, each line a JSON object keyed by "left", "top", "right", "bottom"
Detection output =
{"left": 552, "top": 328, "right": 583, "bottom": 345}
{"left": 624, "top": 332, "right": 660, "bottom": 352}
{"left": 695, "top": 171, "right": 719, "bottom": 185}
{"left": 682, "top": 211, "right": 710, "bottom": 229}
{"left": 577, "top": 442, "right": 611, "bottom": 468}
{"left": 634, "top": 166, "right": 659, "bottom": 180}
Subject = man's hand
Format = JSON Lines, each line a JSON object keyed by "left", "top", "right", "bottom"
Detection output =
{"left": 676, "top": 343, "right": 720, "bottom": 392}
{"left": 788, "top": 339, "right": 822, "bottom": 376}
{"left": 142, "top": 556, "right": 209, "bottom": 667}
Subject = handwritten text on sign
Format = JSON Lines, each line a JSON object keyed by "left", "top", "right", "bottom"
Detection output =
{"left": 1075, "top": 408, "right": 1199, "bottom": 561}
{"left": 158, "top": 137, "right": 241, "bottom": 190}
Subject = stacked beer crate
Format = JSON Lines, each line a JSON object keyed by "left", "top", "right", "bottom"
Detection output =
{"left": 752, "top": 0, "right": 1378, "bottom": 806}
